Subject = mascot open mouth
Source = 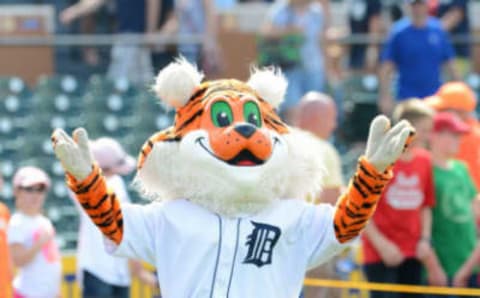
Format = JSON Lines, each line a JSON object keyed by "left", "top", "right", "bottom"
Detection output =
{"left": 196, "top": 137, "right": 276, "bottom": 166}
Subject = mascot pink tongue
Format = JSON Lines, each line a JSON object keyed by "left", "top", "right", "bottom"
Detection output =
{"left": 52, "top": 57, "right": 414, "bottom": 298}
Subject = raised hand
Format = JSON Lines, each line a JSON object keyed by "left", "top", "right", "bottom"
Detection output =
{"left": 51, "top": 128, "right": 94, "bottom": 181}
{"left": 365, "top": 115, "right": 414, "bottom": 173}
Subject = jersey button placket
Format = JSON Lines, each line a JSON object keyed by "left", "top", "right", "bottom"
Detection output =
{"left": 213, "top": 217, "right": 236, "bottom": 298}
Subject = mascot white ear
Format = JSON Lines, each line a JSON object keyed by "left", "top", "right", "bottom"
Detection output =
{"left": 153, "top": 57, "right": 204, "bottom": 108}
{"left": 247, "top": 67, "right": 287, "bottom": 109}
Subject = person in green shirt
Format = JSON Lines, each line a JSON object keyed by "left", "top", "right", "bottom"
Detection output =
{"left": 429, "top": 111, "right": 479, "bottom": 296}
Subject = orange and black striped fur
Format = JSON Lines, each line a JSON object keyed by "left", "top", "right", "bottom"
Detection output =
{"left": 62, "top": 77, "right": 414, "bottom": 245}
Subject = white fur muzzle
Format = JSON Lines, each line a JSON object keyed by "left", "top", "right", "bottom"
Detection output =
{"left": 133, "top": 128, "right": 326, "bottom": 217}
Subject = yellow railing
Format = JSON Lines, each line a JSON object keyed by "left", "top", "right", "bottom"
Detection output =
{"left": 60, "top": 254, "right": 480, "bottom": 298}
{"left": 61, "top": 254, "right": 160, "bottom": 298}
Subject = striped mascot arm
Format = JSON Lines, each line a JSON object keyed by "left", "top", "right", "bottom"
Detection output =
{"left": 66, "top": 164, "right": 124, "bottom": 244}
{"left": 333, "top": 116, "right": 415, "bottom": 243}
{"left": 52, "top": 128, "right": 124, "bottom": 245}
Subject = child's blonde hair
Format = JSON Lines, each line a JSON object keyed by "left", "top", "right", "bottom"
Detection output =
{"left": 392, "top": 98, "right": 435, "bottom": 125}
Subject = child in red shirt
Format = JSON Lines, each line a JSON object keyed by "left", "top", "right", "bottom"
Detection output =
{"left": 362, "top": 99, "right": 436, "bottom": 298}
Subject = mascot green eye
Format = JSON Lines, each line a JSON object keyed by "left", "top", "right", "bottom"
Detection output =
{"left": 211, "top": 101, "right": 233, "bottom": 127}
{"left": 244, "top": 101, "right": 262, "bottom": 127}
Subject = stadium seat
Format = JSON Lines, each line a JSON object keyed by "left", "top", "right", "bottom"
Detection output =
{"left": 341, "top": 73, "right": 379, "bottom": 104}
{"left": 86, "top": 74, "right": 137, "bottom": 97}
{"left": 34, "top": 74, "right": 84, "bottom": 97}
{"left": 0, "top": 76, "right": 30, "bottom": 99}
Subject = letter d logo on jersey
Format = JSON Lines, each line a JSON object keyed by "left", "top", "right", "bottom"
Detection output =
{"left": 243, "top": 221, "right": 281, "bottom": 267}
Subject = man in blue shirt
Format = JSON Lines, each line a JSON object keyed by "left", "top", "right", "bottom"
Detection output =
{"left": 378, "top": 0, "right": 459, "bottom": 116}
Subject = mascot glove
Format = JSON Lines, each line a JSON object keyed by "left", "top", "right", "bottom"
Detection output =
{"left": 51, "top": 128, "right": 94, "bottom": 181}
{"left": 365, "top": 115, "right": 413, "bottom": 173}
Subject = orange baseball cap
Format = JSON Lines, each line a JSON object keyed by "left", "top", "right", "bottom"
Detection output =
{"left": 425, "top": 82, "right": 477, "bottom": 112}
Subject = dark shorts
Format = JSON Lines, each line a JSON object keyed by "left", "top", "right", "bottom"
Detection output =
{"left": 364, "top": 258, "right": 424, "bottom": 298}
{"left": 82, "top": 270, "right": 130, "bottom": 298}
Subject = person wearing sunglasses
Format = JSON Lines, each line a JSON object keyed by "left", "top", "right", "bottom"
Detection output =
{"left": 7, "top": 167, "right": 61, "bottom": 298}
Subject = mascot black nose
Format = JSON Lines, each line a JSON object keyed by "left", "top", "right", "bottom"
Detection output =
{"left": 234, "top": 123, "right": 257, "bottom": 139}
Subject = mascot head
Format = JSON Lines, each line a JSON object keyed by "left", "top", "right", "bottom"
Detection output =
{"left": 134, "top": 57, "right": 325, "bottom": 216}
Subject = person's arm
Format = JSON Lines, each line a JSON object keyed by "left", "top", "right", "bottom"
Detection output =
{"left": 318, "top": 0, "right": 331, "bottom": 31}
{"left": 157, "top": 8, "right": 178, "bottom": 35}
{"left": 444, "top": 59, "right": 461, "bottom": 81}
{"left": 416, "top": 207, "right": 432, "bottom": 260}
{"left": 378, "top": 61, "right": 396, "bottom": 115}
{"left": 453, "top": 243, "right": 480, "bottom": 287}
{"left": 260, "top": 5, "right": 301, "bottom": 38}
{"left": 365, "top": 13, "right": 383, "bottom": 72}
{"left": 422, "top": 247, "right": 448, "bottom": 286}
{"left": 146, "top": 0, "right": 161, "bottom": 33}
{"left": 9, "top": 231, "right": 52, "bottom": 267}
{"left": 440, "top": 6, "right": 465, "bottom": 31}
{"left": 202, "top": 0, "right": 218, "bottom": 44}
{"left": 60, "top": 0, "right": 107, "bottom": 25}
{"left": 364, "top": 221, "right": 405, "bottom": 266}
{"left": 129, "top": 260, "right": 158, "bottom": 288}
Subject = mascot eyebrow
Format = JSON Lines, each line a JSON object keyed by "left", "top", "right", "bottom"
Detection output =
{"left": 51, "top": 57, "right": 414, "bottom": 298}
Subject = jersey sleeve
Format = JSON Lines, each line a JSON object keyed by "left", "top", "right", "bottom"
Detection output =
{"left": 303, "top": 204, "right": 350, "bottom": 269}
{"left": 105, "top": 203, "right": 161, "bottom": 265}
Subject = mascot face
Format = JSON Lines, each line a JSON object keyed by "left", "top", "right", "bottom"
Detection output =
{"left": 175, "top": 79, "right": 289, "bottom": 188}
{"left": 196, "top": 94, "right": 276, "bottom": 167}
{"left": 134, "top": 58, "right": 324, "bottom": 216}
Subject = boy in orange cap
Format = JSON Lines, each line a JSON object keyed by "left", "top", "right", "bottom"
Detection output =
{"left": 425, "top": 82, "right": 480, "bottom": 191}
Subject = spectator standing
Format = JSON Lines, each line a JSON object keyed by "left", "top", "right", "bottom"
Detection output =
{"left": 427, "top": 112, "right": 479, "bottom": 297}
{"left": 261, "top": 0, "right": 327, "bottom": 124}
{"left": 60, "top": 0, "right": 161, "bottom": 86}
{"left": 295, "top": 91, "right": 343, "bottom": 205}
{"left": 151, "top": 0, "right": 177, "bottom": 72}
{"left": 7, "top": 167, "right": 61, "bottom": 298}
{"left": 74, "top": 137, "right": 157, "bottom": 298}
{"left": 347, "top": 0, "right": 383, "bottom": 72}
{"left": 362, "top": 99, "right": 436, "bottom": 298}
{"left": 425, "top": 82, "right": 480, "bottom": 191}
{"left": 174, "top": 0, "right": 221, "bottom": 75}
{"left": 378, "top": 0, "right": 459, "bottom": 115}
{"left": 295, "top": 92, "right": 343, "bottom": 298}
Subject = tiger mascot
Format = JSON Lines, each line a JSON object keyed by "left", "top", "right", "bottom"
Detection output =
{"left": 52, "top": 58, "right": 413, "bottom": 298}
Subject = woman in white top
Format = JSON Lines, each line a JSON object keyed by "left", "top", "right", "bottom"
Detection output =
{"left": 8, "top": 167, "right": 61, "bottom": 298}
{"left": 74, "top": 137, "right": 157, "bottom": 298}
